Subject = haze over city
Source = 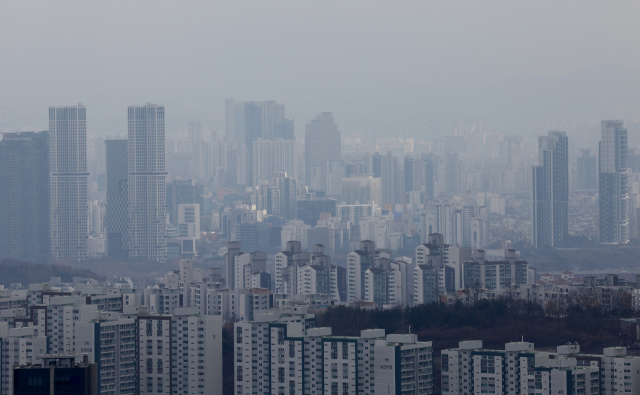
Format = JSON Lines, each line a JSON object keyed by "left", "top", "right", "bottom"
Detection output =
{"left": 3, "top": 2, "right": 640, "bottom": 395}
{"left": 3, "top": 1, "right": 640, "bottom": 137}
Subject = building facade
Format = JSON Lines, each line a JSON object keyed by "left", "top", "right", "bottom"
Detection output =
{"left": 304, "top": 113, "right": 341, "bottom": 192}
{"left": 0, "top": 132, "right": 50, "bottom": 262}
{"left": 105, "top": 139, "right": 129, "bottom": 259}
{"left": 599, "top": 120, "right": 629, "bottom": 244}
{"left": 532, "top": 131, "right": 568, "bottom": 247}
{"left": 49, "top": 105, "right": 89, "bottom": 261}
{"left": 128, "top": 104, "right": 167, "bottom": 262}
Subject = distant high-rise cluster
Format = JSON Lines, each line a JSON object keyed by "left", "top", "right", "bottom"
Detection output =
{"left": 1, "top": 97, "right": 638, "bottom": 267}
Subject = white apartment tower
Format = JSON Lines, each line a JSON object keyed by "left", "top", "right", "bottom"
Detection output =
{"left": 599, "top": 120, "right": 629, "bottom": 244}
{"left": 137, "top": 308, "right": 222, "bottom": 395}
{"left": 128, "top": 104, "right": 167, "bottom": 262}
{"left": 49, "top": 105, "right": 89, "bottom": 261}
{"left": 235, "top": 317, "right": 434, "bottom": 395}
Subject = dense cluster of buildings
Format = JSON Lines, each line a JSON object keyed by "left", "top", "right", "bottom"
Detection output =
{"left": 1, "top": 247, "right": 640, "bottom": 394}
{"left": 441, "top": 341, "right": 640, "bottom": 395}
{"left": 3, "top": 100, "right": 638, "bottom": 267}
{"left": 0, "top": 265, "right": 224, "bottom": 395}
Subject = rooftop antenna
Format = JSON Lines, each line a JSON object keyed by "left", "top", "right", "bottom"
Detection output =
{"left": 522, "top": 336, "right": 524, "bottom": 342}
{"left": 408, "top": 326, "right": 411, "bottom": 335}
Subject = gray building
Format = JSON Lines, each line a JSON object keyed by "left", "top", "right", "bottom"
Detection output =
{"left": 274, "top": 173, "right": 297, "bottom": 220}
{"left": 166, "top": 179, "right": 202, "bottom": 226}
{"left": 381, "top": 151, "right": 399, "bottom": 207}
{"left": 49, "top": 105, "right": 89, "bottom": 261}
{"left": 532, "top": 131, "right": 568, "bottom": 247}
{"left": 128, "top": 104, "right": 167, "bottom": 262}
{"left": 305, "top": 112, "right": 341, "bottom": 192}
{"left": 599, "top": 120, "right": 629, "bottom": 244}
{"left": 577, "top": 148, "right": 597, "bottom": 190}
{"left": 0, "top": 132, "right": 50, "bottom": 262}
{"left": 225, "top": 99, "right": 288, "bottom": 187}
{"left": 105, "top": 139, "right": 128, "bottom": 259}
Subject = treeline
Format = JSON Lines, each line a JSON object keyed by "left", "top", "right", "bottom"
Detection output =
{"left": 0, "top": 258, "right": 103, "bottom": 287}
{"left": 317, "top": 299, "right": 625, "bottom": 352}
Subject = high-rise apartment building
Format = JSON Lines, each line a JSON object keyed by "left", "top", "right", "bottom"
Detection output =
{"left": 381, "top": 151, "right": 399, "bottom": 207}
{"left": 532, "top": 131, "right": 568, "bottom": 247}
{"left": 49, "top": 105, "right": 89, "bottom": 261}
{"left": 235, "top": 316, "right": 433, "bottom": 395}
{"left": 252, "top": 139, "right": 274, "bottom": 186}
{"left": 75, "top": 314, "right": 138, "bottom": 395}
{"left": 128, "top": 104, "right": 167, "bottom": 262}
{"left": 599, "top": 120, "right": 629, "bottom": 244}
{"left": 105, "top": 139, "right": 128, "bottom": 259}
{"left": 0, "top": 132, "right": 50, "bottom": 262}
{"left": 274, "top": 173, "right": 298, "bottom": 220}
{"left": 445, "top": 154, "right": 463, "bottom": 193}
{"left": 305, "top": 113, "right": 341, "bottom": 192}
{"left": 577, "top": 149, "right": 597, "bottom": 190}
{"left": 252, "top": 138, "right": 297, "bottom": 188}
{"left": 137, "top": 308, "right": 222, "bottom": 395}
{"left": 272, "top": 138, "right": 297, "bottom": 179}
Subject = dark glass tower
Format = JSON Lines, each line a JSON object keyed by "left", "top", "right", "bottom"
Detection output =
{"left": 105, "top": 139, "right": 128, "bottom": 259}
{"left": 532, "top": 131, "right": 569, "bottom": 247}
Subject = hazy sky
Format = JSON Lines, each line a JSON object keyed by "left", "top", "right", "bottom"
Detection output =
{"left": 2, "top": 1, "right": 640, "bottom": 137}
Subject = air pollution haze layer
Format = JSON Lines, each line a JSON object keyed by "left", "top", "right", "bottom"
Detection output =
{"left": 1, "top": 0, "right": 640, "bottom": 137}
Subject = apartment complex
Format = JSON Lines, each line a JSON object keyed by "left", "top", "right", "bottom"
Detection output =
{"left": 234, "top": 310, "right": 433, "bottom": 395}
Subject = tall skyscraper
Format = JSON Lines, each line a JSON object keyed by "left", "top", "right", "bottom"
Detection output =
{"left": 252, "top": 139, "right": 274, "bottom": 186}
{"left": 577, "top": 149, "right": 597, "bottom": 190}
{"left": 305, "top": 112, "right": 341, "bottom": 191}
{"left": 531, "top": 131, "right": 568, "bottom": 247}
{"left": 49, "top": 105, "right": 88, "bottom": 261}
{"left": 423, "top": 156, "right": 435, "bottom": 200}
{"left": 128, "top": 104, "right": 167, "bottom": 262}
{"left": 105, "top": 139, "right": 128, "bottom": 259}
{"left": 445, "top": 153, "right": 463, "bottom": 193}
{"left": 252, "top": 138, "right": 298, "bottom": 187}
{"left": 187, "top": 121, "right": 207, "bottom": 179}
{"left": 381, "top": 151, "right": 398, "bottom": 207}
{"left": 274, "top": 173, "right": 298, "bottom": 220}
{"left": 599, "top": 120, "right": 629, "bottom": 244}
{"left": 0, "top": 132, "right": 50, "bottom": 262}
{"left": 272, "top": 138, "right": 297, "bottom": 179}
